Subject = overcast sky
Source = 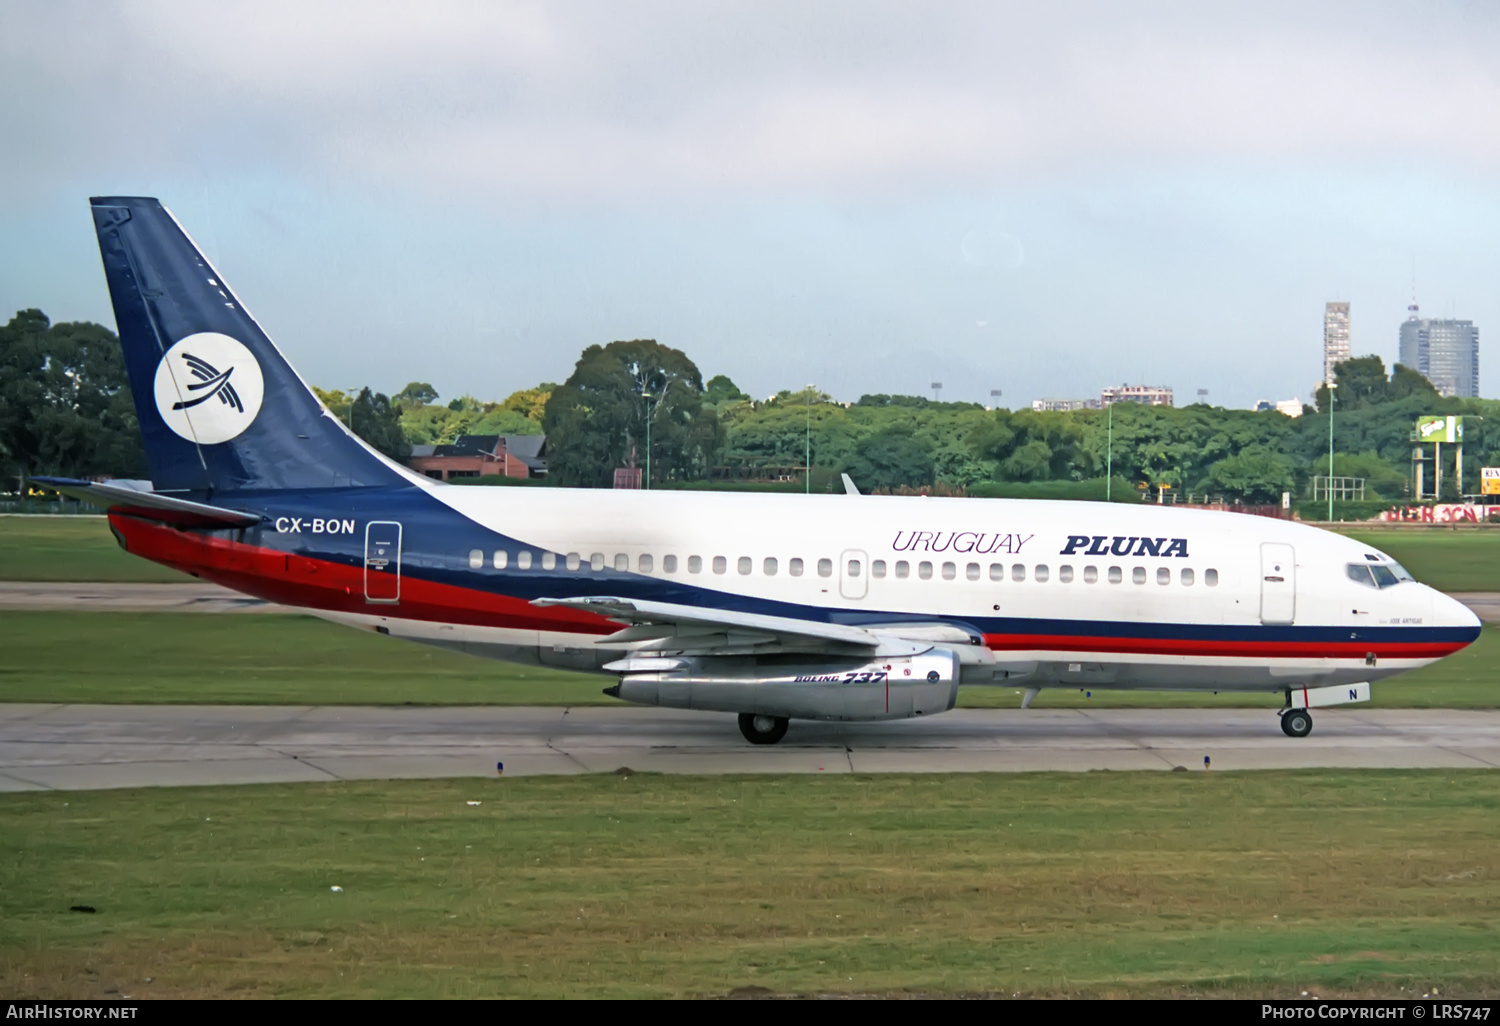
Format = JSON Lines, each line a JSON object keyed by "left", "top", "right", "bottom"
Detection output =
{"left": 2, "top": 1, "right": 1496, "bottom": 407}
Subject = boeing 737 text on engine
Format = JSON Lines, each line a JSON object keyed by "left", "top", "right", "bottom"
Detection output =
{"left": 36, "top": 197, "right": 1481, "bottom": 746}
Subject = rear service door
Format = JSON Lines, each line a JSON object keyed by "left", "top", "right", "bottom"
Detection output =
{"left": 364, "top": 521, "right": 402, "bottom": 603}
{"left": 1260, "top": 542, "right": 1295, "bottom": 625}
{"left": 840, "top": 549, "right": 869, "bottom": 600}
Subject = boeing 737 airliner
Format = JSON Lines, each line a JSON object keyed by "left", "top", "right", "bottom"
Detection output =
{"left": 37, "top": 197, "right": 1482, "bottom": 744}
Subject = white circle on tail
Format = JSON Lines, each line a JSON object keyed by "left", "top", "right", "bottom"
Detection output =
{"left": 153, "top": 333, "right": 265, "bottom": 445}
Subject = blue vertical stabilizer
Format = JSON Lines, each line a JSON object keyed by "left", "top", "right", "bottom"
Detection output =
{"left": 90, "top": 197, "right": 408, "bottom": 495}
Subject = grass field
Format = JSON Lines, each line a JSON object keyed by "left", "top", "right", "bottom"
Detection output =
{"left": 3, "top": 771, "right": 1498, "bottom": 998}
{"left": 1, "top": 610, "right": 1494, "bottom": 708}
{"left": 0, "top": 516, "right": 187, "bottom": 582}
{"left": 2, "top": 515, "right": 1497, "bottom": 592}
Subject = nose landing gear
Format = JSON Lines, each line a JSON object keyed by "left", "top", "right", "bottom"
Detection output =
{"left": 738, "top": 713, "right": 789, "bottom": 745}
{"left": 1279, "top": 708, "right": 1313, "bottom": 738}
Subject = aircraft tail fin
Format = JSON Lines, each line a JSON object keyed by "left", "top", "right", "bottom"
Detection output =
{"left": 89, "top": 197, "right": 410, "bottom": 495}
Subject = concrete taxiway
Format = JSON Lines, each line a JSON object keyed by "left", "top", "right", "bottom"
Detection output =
{"left": 0, "top": 581, "right": 289, "bottom": 613}
{"left": 2, "top": 704, "right": 1498, "bottom": 792}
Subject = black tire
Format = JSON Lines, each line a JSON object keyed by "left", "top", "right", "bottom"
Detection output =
{"left": 1281, "top": 709, "right": 1313, "bottom": 738}
{"left": 738, "top": 713, "right": 789, "bottom": 745}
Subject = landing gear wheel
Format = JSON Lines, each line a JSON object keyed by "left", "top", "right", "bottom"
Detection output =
{"left": 738, "top": 713, "right": 789, "bottom": 745}
{"left": 1280, "top": 708, "right": 1313, "bottom": 738}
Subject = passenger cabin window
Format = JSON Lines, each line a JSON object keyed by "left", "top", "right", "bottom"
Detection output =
{"left": 1058, "top": 565, "right": 1074, "bottom": 583}
{"left": 543, "top": 552, "right": 558, "bottom": 570}
{"left": 713, "top": 556, "right": 727, "bottom": 574}
{"left": 738, "top": 557, "right": 752, "bottom": 575}
{"left": 493, "top": 550, "right": 507, "bottom": 570}
{"left": 817, "top": 558, "right": 833, "bottom": 578}
{"left": 615, "top": 554, "right": 629, "bottom": 572}
{"left": 662, "top": 554, "right": 677, "bottom": 573}
{"left": 564, "top": 553, "right": 578, "bottom": 571}
{"left": 872, "top": 560, "right": 887, "bottom": 578}
{"left": 989, "top": 563, "right": 1003, "bottom": 581}
{"left": 469, "top": 549, "right": 483, "bottom": 569}
{"left": 789, "top": 558, "right": 804, "bottom": 576}
{"left": 764, "top": 557, "right": 778, "bottom": 576}
{"left": 1205, "top": 569, "right": 1219, "bottom": 587}
{"left": 1157, "top": 567, "right": 1170, "bottom": 585}
{"left": 967, "top": 562, "right": 980, "bottom": 581}
{"left": 895, "top": 560, "right": 910, "bottom": 579}
{"left": 639, "top": 554, "right": 653, "bottom": 573}
{"left": 1034, "top": 565, "right": 1049, "bottom": 583}
{"left": 1181, "top": 568, "right": 1194, "bottom": 586}
{"left": 1108, "top": 566, "right": 1123, "bottom": 584}
{"left": 591, "top": 553, "right": 605, "bottom": 571}
{"left": 517, "top": 551, "right": 533, "bottom": 570}
{"left": 918, "top": 561, "right": 933, "bottom": 580}
{"left": 941, "top": 561, "right": 956, "bottom": 580}
{"left": 688, "top": 555, "right": 703, "bottom": 574}
{"left": 849, "top": 559, "right": 863, "bottom": 577}
{"left": 1011, "top": 564, "right": 1025, "bottom": 582}
{"left": 1084, "top": 565, "right": 1098, "bottom": 583}
{"left": 1132, "top": 566, "right": 1146, "bottom": 584}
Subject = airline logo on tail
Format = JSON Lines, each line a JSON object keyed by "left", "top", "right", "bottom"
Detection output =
{"left": 153, "top": 333, "right": 265, "bottom": 444}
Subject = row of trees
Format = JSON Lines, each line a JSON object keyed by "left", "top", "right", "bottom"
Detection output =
{"left": 5, "top": 308, "right": 1499, "bottom": 504}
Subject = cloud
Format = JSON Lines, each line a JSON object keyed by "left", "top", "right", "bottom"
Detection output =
{"left": 3, "top": 0, "right": 1500, "bottom": 205}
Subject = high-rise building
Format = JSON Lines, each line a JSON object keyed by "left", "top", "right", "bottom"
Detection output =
{"left": 1323, "top": 301, "right": 1350, "bottom": 386}
{"left": 1399, "top": 304, "right": 1480, "bottom": 398}
{"left": 1030, "top": 398, "right": 1101, "bottom": 412}
{"left": 1101, "top": 384, "right": 1173, "bottom": 407}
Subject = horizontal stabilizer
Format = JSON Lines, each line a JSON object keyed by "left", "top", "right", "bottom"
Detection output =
{"left": 28, "top": 477, "right": 261, "bottom": 529}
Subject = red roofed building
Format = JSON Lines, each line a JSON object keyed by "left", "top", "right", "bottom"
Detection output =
{"left": 407, "top": 435, "right": 548, "bottom": 481}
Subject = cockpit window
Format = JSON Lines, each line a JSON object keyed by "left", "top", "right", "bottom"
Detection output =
{"left": 1389, "top": 561, "right": 1415, "bottom": 583}
{"left": 1348, "top": 562, "right": 1405, "bottom": 589}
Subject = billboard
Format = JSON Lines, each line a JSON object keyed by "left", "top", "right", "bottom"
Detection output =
{"left": 1415, "top": 415, "right": 1465, "bottom": 443}
{"left": 1484, "top": 467, "right": 1500, "bottom": 496}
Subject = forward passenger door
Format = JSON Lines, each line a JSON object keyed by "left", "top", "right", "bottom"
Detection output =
{"left": 1259, "top": 543, "right": 1295, "bottom": 625}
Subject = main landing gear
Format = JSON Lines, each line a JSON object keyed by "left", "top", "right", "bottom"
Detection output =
{"left": 738, "top": 713, "right": 789, "bottom": 745}
{"left": 1279, "top": 708, "right": 1313, "bottom": 738}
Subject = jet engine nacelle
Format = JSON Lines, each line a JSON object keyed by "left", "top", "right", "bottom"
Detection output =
{"left": 604, "top": 650, "right": 960, "bottom": 721}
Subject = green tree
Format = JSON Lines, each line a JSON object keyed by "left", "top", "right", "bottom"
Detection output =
{"left": 0, "top": 310, "right": 145, "bottom": 484}
{"left": 1306, "top": 450, "right": 1408, "bottom": 499}
{"left": 394, "top": 381, "right": 438, "bottom": 409}
{"left": 499, "top": 385, "right": 555, "bottom": 424}
{"left": 543, "top": 340, "right": 720, "bottom": 487}
{"left": 316, "top": 385, "right": 410, "bottom": 460}
{"left": 1204, "top": 446, "right": 1295, "bottom": 503}
{"left": 704, "top": 374, "right": 750, "bottom": 405}
{"left": 349, "top": 388, "right": 411, "bottom": 460}
{"left": 842, "top": 428, "right": 935, "bottom": 492}
{"left": 1315, "top": 355, "right": 1441, "bottom": 413}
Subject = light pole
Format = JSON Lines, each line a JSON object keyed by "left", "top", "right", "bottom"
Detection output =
{"left": 1326, "top": 382, "right": 1337, "bottom": 522}
{"left": 641, "top": 381, "right": 670, "bottom": 491}
{"left": 805, "top": 386, "right": 813, "bottom": 495}
{"left": 1105, "top": 402, "right": 1113, "bottom": 501}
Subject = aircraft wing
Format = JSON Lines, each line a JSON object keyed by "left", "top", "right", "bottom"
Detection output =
{"left": 531, "top": 595, "right": 932, "bottom": 657}
{"left": 28, "top": 477, "right": 262, "bottom": 529}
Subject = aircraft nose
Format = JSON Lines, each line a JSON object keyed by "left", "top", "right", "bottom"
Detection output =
{"left": 1430, "top": 587, "right": 1482, "bottom": 637}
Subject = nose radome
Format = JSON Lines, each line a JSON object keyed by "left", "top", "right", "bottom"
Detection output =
{"left": 1432, "top": 589, "right": 1482, "bottom": 633}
